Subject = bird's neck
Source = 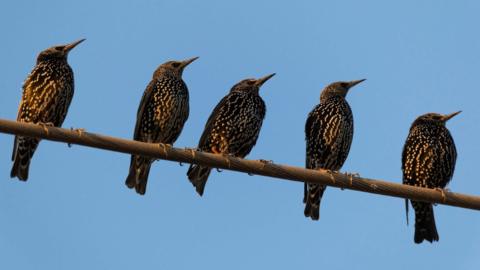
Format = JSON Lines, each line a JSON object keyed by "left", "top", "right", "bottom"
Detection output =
{"left": 320, "top": 94, "right": 346, "bottom": 104}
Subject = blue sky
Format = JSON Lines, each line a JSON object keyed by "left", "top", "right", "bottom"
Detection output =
{"left": 1, "top": 0, "right": 479, "bottom": 269}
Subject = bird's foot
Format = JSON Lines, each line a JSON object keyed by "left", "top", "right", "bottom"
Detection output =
{"left": 255, "top": 159, "right": 273, "bottom": 173}
{"left": 323, "top": 169, "right": 338, "bottom": 185}
{"left": 66, "top": 127, "right": 85, "bottom": 147}
{"left": 221, "top": 152, "right": 235, "bottom": 169}
{"left": 343, "top": 171, "right": 360, "bottom": 187}
{"left": 258, "top": 159, "right": 273, "bottom": 165}
{"left": 434, "top": 187, "right": 449, "bottom": 204}
{"left": 158, "top": 143, "right": 172, "bottom": 158}
{"left": 38, "top": 122, "right": 55, "bottom": 135}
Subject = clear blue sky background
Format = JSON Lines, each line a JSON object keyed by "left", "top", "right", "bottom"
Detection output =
{"left": 1, "top": 0, "right": 479, "bottom": 269}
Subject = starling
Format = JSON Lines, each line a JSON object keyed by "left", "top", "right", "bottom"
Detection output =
{"left": 304, "top": 79, "right": 365, "bottom": 220}
{"left": 11, "top": 39, "right": 85, "bottom": 181}
{"left": 402, "top": 111, "right": 460, "bottom": 244}
{"left": 125, "top": 57, "right": 198, "bottom": 195}
{"left": 187, "top": 73, "right": 275, "bottom": 196}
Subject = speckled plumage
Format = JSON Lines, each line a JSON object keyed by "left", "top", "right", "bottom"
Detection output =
{"left": 402, "top": 112, "right": 459, "bottom": 244}
{"left": 304, "top": 79, "right": 364, "bottom": 220}
{"left": 187, "top": 74, "right": 275, "bottom": 196}
{"left": 11, "top": 39, "right": 85, "bottom": 181}
{"left": 125, "top": 57, "right": 197, "bottom": 195}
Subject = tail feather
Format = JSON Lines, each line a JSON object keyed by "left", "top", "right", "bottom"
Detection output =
{"left": 125, "top": 155, "right": 152, "bottom": 195}
{"left": 10, "top": 136, "right": 39, "bottom": 181}
{"left": 187, "top": 164, "right": 211, "bottom": 196}
{"left": 303, "top": 183, "right": 326, "bottom": 220}
{"left": 412, "top": 201, "right": 439, "bottom": 244}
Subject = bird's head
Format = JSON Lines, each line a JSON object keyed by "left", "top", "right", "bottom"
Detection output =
{"left": 153, "top": 57, "right": 199, "bottom": 78}
{"left": 320, "top": 79, "right": 365, "bottom": 102}
{"left": 36, "top": 39, "right": 85, "bottom": 63}
{"left": 230, "top": 73, "right": 276, "bottom": 94}
{"left": 413, "top": 111, "right": 462, "bottom": 127}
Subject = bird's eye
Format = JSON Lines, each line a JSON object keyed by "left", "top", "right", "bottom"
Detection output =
{"left": 172, "top": 62, "right": 181, "bottom": 68}
{"left": 340, "top": 83, "right": 348, "bottom": 88}
{"left": 55, "top": 46, "right": 63, "bottom": 51}
{"left": 247, "top": 80, "right": 255, "bottom": 85}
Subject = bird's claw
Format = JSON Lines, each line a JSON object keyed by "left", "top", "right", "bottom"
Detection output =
{"left": 67, "top": 127, "right": 85, "bottom": 147}
{"left": 256, "top": 159, "right": 273, "bottom": 171}
{"left": 221, "top": 152, "right": 234, "bottom": 169}
{"left": 434, "top": 187, "right": 448, "bottom": 203}
{"left": 38, "top": 122, "right": 54, "bottom": 135}
{"left": 343, "top": 171, "right": 360, "bottom": 187}
{"left": 158, "top": 143, "right": 172, "bottom": 157}
{"left": 323, "top": 169, "right": 337, "bottom": 185}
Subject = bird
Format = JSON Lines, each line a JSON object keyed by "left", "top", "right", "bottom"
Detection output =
{"left": 304, "top": 79, "right": 365, "bottom": 220}
{"left": 402, "top": 111, "right": 460, "bottom": 244}
{"left": 11, "top": 39, "right": 85, "bottom": 181}
{"left": 125, "top": 57, "right": 198, "bottom": 195}
{"left": 187, "top": 73, "right": 275, "bottom": 196}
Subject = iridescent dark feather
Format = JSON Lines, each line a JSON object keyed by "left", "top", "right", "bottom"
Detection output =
{"left": 125, "top": 58, "right": 196, "bottom": 195}
{"left": 11, "top": 39, "right": 84, "bottom": 181}
{"left": 402, "top": 112, "right": 459, "bottom": 244}
{"left": 187, "top": 74, "right": 274, "bottom": 196}
{"left": 304, "top": 80, "right": 364, "bottom": 220}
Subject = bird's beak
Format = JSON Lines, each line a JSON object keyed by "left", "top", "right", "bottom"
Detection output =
{"left": 255, "top": 73, "right": 276, "bottom": 87}
{"left": 347, "top": 79, "right": 366, "bottom": 89}
{"left": 442, "top": 111, "right": 462, "bottom": 122}
{"left": 63, "top": 38, "right": 86, "bottom": 53}
{"left": 180, "top": 56, "right": 199, "bottom": 68}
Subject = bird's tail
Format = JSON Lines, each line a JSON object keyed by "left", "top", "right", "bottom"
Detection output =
{"left": 125, "top": 155, "right": 153, "bottom": 195}
{"left": 10, "top": 136, "right": 39, "bottom": 181}
{"left": 303, "top": 183, "right": 326, "bottom": 220}
{"left": 412, "top": 201, "right": 439, "bottom": 244}
{"left": 187, "top": 164, "right": 211, "bottom": 196}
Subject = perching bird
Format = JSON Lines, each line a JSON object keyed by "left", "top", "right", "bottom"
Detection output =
{"left": 187, "top": 73, "right": 275, "bottom": 196}
{"left": 304, "top": 79, "right": 365, "bottom": 220}
{"left": 125, "top": 57, "right": 198, "bottom": 195}
{"left": 402, "top": 111, "right": 460, "bottom": 244}
{"left": 11, "top": 39, "right": 85, "bottom": 181}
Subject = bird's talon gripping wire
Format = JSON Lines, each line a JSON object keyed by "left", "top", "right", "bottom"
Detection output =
{"left": 343, "top": 172, "right": 359, "bottom": 187}
{"left": 222, "top": 153, "right": 232, "bottom": 169}
{"left": 158, "top": 143, "right": 169, "bottom": 158}
{"left": 325, "top": 169, "right": 336, "bottom": 184}
{"left": 66, "top": 127, "right": 83, "bottom": 148}
{"left": 39, "top": 122, "right": 54, "bottom": 136}
{"left": 258, "top": 159, "right": 273, "bottom": 170}
{"left": 435, "top": 188, "right": 447, "bottom": 204}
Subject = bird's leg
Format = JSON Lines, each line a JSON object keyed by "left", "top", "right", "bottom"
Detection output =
{"left": 38, "top": 122, "right": 55, "bottom": 135}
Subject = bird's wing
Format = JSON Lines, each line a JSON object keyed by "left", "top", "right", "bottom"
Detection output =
{"left": 305, "top": 108, "right": 319, "bottom": 169}
{"left": 12, "top": 64, "right": 50, "bottom": 160}
{"left": 438, "top": 131, "right": 457, "bottom": 187}
{"left": 133, "top": 80, "right": 156, "bottom": 141}
{"left": 196, "top": 93, "right": 232, "bottom": 149}
{"left": 305, "top": 104, "right": 346, "bottom": 170}
{"left": 401, "top": 135, "right": 437, "bottom": 187}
